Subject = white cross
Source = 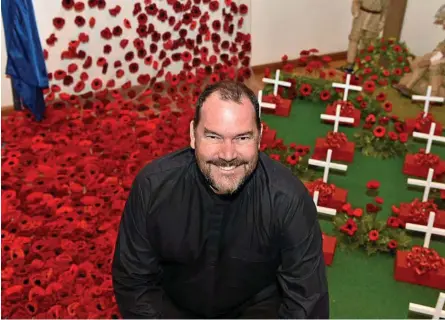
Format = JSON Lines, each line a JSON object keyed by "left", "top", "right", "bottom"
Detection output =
{"left": 309, "top": 149, "right": 348, "bottom": 183}
{"left": 409, "top": 292, "right": 445, "bottom": 320}
{"left": 332, "top": 73, "right": 363, "bottom": 101}
{"left": 262, "top": 69, "right": 292, "bottom": 96}
{"left": 313, "top": 190, "right": 337, "bottom": 216}
{"left": 407, "top": 168, "right": 445, "bottom": 202}
{"left": 320, "top": 104, "right": 355, "bottom": 132}
{"left": 405, "top": 211, "right": 445, "bottom": 248}
{"left": 257, "top": 90, "right": 276, "bottom": 118}
{"left": 412, "top": 85, "right": 444, "bottom": 118}
{"left": 413, "top": 122, "right": 445, "bottom": 154}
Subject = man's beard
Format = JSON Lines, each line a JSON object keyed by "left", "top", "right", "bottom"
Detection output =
{"left": 197, "top": 156, "right": 257, "bottom": 195}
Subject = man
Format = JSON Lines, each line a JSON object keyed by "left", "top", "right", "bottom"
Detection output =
{"left": 340, "top": 0, "right": 389, "bottom": 73}
{"left": 112, "top": 80, "right": 329, "bottom": 319}
{"left": 394, "top": 5, "right": 445, "bottom": 98}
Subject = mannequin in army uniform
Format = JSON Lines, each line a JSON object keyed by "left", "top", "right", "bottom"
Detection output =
{"left": 340, "top": 0, "right": 389, "bottom": 73}
{"left": 394, "top": 5, "right": 445, "bottom": 98}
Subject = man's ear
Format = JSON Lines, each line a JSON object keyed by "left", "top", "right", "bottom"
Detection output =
{"left": 190, "top": 121, "right": 196, "bottom": 149}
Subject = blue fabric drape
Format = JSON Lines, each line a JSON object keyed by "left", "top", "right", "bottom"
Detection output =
{"left": 2, "top": 0, "right": 49, "bottom": 121}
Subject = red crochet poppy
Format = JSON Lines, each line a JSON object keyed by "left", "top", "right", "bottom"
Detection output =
{"left": 74, "top": 2, "right": 85, "bottom": 11}
{"left": 103, "top": 44, "right": 112, "bottom": 54}
{"left": 62, "top": 0, "right": 74, "bottom": 10}
{"left": 53, "top": 17, "right": 65, "bottom": 29}
{"left": 74, "top": 16, "right": 86, "bottom": 27}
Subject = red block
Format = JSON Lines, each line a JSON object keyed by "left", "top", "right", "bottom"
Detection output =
{"left": 402, "top": 154, "right": 445, "bottom": 179}
{"left": 324, "top": 105, "right": 361, "bottom": 127}
{"left": 313, "top": 137, "right": 355, "bottom": 163}
{"left": 322, "top": 234, "right": 337, "bottom": 266}
{"left": 405, "top": 118, "right": 443, "bottom": 135}
{"left": 304, "top": 182, "right": 348, "bottom": 211}
{"left": 274, "top": 98, "right": 292, "bottom": 117}
{"left": 398, "top": 202, "right": 445, "bottom": 229}
{"left": 261, "top": 129, "right": 276, "bottom": 147}
{"left": 394, "top": 250, "right": 445, "bottom": 290}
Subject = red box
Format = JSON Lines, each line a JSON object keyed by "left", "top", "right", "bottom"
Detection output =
{"left": 304, "top": 182, "right": 348, "bottom": 211}
{"left": 405, "top": 118, "right": 443, "bottom": 135}
{"left": 398, "top": 202, "right": 445, "bottom": 229}
{"left": 402, "top": 153, "right": 445, "bottom": 179}
{"left": 394, "top": 250, "right": 445, "bottom": 290}
{"left": 262, "top": 95, "right": 292, "bottom": 117}
{"left": 312, "top": 137, "right": 355, "bottom": 163}
{"left": 274, "top": 99, "right": 292, "bottom": 117}
{"left": 261, "top": 129, "right": 276, "bottom": 147}
{"left": 324, "top": 105, "right": 361, "bottom": 127}
{"left": 322, "top": 234, "right": 337, "bottom": 266}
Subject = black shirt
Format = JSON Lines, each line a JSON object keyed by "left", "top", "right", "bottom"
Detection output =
{"left": 112, "top": 147, "right": 329, "bottom": 318}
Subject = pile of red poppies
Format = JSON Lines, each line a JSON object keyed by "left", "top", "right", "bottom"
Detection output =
{"left": 1, "top": 99, "right": 196, "bottom": 318}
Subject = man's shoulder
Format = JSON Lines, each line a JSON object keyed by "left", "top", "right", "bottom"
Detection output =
{"left": 135, "top": 147, "right": 194, "bottom": 186}
{"left": 258, "top": 152, "right": 309, "bottom": 199}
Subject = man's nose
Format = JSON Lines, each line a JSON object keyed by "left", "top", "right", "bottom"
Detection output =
{"left": 219, "top": 140, "right": 237, "bottom": 161}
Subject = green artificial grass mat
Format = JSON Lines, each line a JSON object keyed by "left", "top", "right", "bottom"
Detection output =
{"left": 261, "top": 99, "right": 445, "bottom": 319}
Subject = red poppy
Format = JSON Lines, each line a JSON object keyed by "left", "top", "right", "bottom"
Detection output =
{"left": 286, "top": 154, "right": 300, "bottom": 166}
{"left": 319, "top": 90, "right": 331, "bottom": 101}
{"left": 53, "top": 17, "right": 65, "bottom": 29}
{"left": 376, "top": 92, "right": 386, "bottom": 102}
{"left": 269, "top": 154, "right": 280, "bottom": 161}
{"left": 366, "top": 203, "right": 380, "bottom": 213}
{"left": 299, "top": 83, "right": 312, "bottom": 97}
{"left": 399, "top": 133, "right": 408, "bottom": 143}
{"left": 387, "top": 131, "right": 398, "bottom": 141}
{"left": 366, "top": 180, "right": 380, "bottom": 189}
{"left": 373, "top": 126, "right": 386, "bottom": 138}
{"left": 374, "top": 196, "right": 384, "bottom": 204}
{"left": 368, "top": 230, "right": 379, "bottom": 241}
{"left": 340, "top": 218, "right": 358, "bottom": 236}
{"left": 365, "top": 114, "right": 376, "bottom": 124}
{"left": 74, "top": 2, "right": 85, "bottom": 11}
{"left": 378, "top": 116, "right": 389, "bottom": 125}
{"left": 91, "top": 79, "right": 103, "bottom": 91}
{"left": 387, "top": 240, "right": 398, "bottom": 250}
{"left": 383, "top": 101, "right": 392, "bottom": 112}
{"left": 100, "top": 27, "right": 112, "bottom": 40}
{"left": 89, "top": 17, "right": 96, "bottom": 28}
{"left": 352, "top": 208, "right": 363, "bottom": 218}
{"left": 363, "top": 80, "right": 376, "bottom": 94}
{"left": 113, "top": 26, "right": 123, "bottom": 37}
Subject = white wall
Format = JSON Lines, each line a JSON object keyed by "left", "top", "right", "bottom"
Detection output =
{"left": 400, "top": 0, "right": 444, "bottom": 56}
{"left": 1, "top": 0, "right": 443, "bottom": 108}
{"left": 250, "top": 0, "right": 350, "bottom": 65}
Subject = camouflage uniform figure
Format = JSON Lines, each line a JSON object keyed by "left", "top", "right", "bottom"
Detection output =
{"left": 394, "top": 5, "right": 445, "bottom": 97}
{"left": 341, "top": 0, "right": 389, "bottom": 73}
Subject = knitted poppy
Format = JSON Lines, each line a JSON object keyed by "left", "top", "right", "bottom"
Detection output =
{"left": 103, "top": 44, "right": 112, "bottom": 54}
{"left": 100, "top": 28, "right": 112, "bottom": 40}
{"left": 146, "top": 3, "right": 158, "bottom": 15}
{"left": 53, "top": 17, "right": 65, "bottom": 29}
{"left": 74, "top": 16, "right": 86, "bottom": 27}
{"left": 113, "top": 60, "right": 122, "bottom": 68}
{"left": 89, "top": 17, "right": 96, "bottom": 27}
{"left": 62, "top": 0, "right": 74, "bottom": 10}
{"left": 109, "top": 5, "right": 121, "bottom": 16}
{"left": 128, "top": 63, "right": 139, "bottom": 73}
{"left": 74, "top": 2, "right": 85, "bottom": 11}
{"left": 124, "top": 51, "right": 134, "bottom": 62}
{"left": 123, "top": 18, "right": 131, "bottom": 28}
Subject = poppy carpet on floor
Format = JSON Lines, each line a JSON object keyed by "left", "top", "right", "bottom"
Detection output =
{"left": 2, "top": 99, "right": 445, "bottom": 319}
